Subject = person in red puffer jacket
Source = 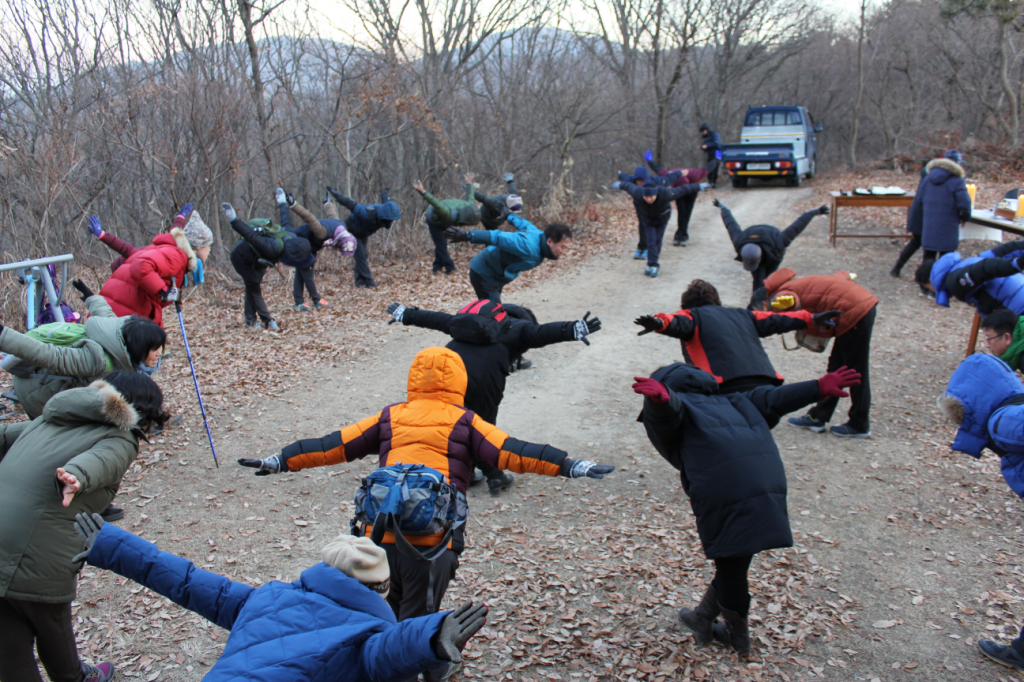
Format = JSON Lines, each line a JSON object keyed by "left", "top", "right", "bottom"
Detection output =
{"left": 98, "top": 204, "right": 213, "bottom": 327}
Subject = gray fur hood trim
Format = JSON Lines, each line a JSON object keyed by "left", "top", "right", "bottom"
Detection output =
{"left": 42, "top": 380, "right": 140, "bottom": 431}
{"left": 170, "top": 227, "right": 198, "bottom": 273}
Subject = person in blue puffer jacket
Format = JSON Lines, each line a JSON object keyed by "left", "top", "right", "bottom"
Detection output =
{"left": 941, "top": 353, "right": 1024, "bottom": 497}
{"left": 327, "top": 187, "right": 403, "bottom": 289}
{"left": 72, "top": 513, "right": 488, "bottom": 682}
{"left": 920, "top": 150, "right": 972, "bottom": 256}
{"left": 923, "top": 242, "right": 1024, "bottom": 315}
{"left": 445, "top": 215, "right": 573, "bottom": 303}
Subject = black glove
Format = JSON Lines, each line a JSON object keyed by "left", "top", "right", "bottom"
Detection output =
{"left": 238, "top": 455, "right": 283, "bottom": 476}
{"left": 634, "top": 315, "right": 663, "bottom": 336}
{"left": 818, "top": 205, "right": 830, "bottom": 216}
{"left": 432, "top": 601, "right": 488, "bottom": 664}
{"left": 380, "top": 187, "right": 391, "bottom": 202}
{"left": 287, "top": 193, "right": 296, "bottom": 207}
{"left": 72, "top": 512, "right": 105, "bottom": 563}
{"left": 574, "top": 312, "right": 601, "bottom": 345}
{"left": 72, "top": 279, "right": 94, "bottom": 301}
{"left": 561, "top": 458, "right": 615, "bottom": 479}
{"left": 445, "top": 227, "right": 471, "bottom": 243}
{"left": 713, "top": 198, "right": 725, "bottom": 209}
{"left": 811, "top": 309, "right": 843, "bottom": 328}
{"left": 387, "top": 302, "right": 407, "bottom": 325}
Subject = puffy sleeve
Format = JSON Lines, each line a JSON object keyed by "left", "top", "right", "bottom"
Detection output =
{"left": 468, "top": 415, "right": 567, "bottom": 477}
{"left": 279, "top": 411, "right": 385, "bottom": 471}
{"left": 61, "top": 433, "right": 140, "bottom": 495}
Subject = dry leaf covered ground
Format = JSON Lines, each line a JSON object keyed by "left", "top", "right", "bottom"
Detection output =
{"left": 7, "top": 170, "right": 1024, "bottom": 682}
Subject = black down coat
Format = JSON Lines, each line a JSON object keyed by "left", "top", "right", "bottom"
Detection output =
{"left": 638, "top": 363, "right": 821, "bottom": 558}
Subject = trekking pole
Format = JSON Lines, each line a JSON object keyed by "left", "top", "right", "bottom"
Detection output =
{"left": 171, "top": 278, "right": 218, "bottom": 468}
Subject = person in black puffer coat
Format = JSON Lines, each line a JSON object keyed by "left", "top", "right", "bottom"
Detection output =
{"left": 715, "top": 198, "right": 829, "bottom": 298}
{"left": 222, "top": 202, "right": 312, "bottom": 331}
{"left": 633, "top": 363, "right": 860, "bottom": 656}
{"left": 920, "top": 149, "right": 972, "bottom": 258}
{"left": 386, "top": 299, "right": 600, "bottom": 495}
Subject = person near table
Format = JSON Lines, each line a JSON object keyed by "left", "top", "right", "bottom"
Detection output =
{"left": 918, "top": 149, "right": 971, "bottom": 271}
{"left": 756, "top": 269, "right": 879, "bottom": 438}
{"left": 889, "top": 159, "right": 931, "bottom": 278}
{"left": 922, "top": 242, "right": 1024, "bottom": 315}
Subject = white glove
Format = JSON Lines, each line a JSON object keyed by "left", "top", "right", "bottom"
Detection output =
{"left": 275, "top": 188, "right": 287, "bottom": 205}
{"left": 222, "top": 202, "right": 237, "bottom": 222}
{"left": 699, "top": 183, "right": 712, "bottom": 191}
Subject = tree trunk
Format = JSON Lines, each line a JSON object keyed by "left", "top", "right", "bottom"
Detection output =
{"left": 237, "top": 0, "right": 277, "bottom": 177}
{"left": 847, "top": 0, "right": 868, "bottom": 170}
{"left": 997, "top": 20, "right": 1020, "bottom": 148}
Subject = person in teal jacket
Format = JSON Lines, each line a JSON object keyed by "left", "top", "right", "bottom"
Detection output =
{"left": 413, "top": 176, "right": 482, "bottom": 275}
{"left": 445, "top": 215, "right": 573, "bottom": 302}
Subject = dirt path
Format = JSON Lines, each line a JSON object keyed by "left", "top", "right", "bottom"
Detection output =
{"left": 75, "top": 183, "right": 1024, "bottom": 682}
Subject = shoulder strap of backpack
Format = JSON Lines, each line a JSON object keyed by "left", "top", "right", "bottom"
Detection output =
{"left": 371, "top": 512, "right": 452, "bottom": 614}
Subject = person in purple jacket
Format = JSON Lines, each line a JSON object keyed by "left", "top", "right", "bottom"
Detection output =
{"left": 72, "top": 512, "right": 488, "bottom": 682}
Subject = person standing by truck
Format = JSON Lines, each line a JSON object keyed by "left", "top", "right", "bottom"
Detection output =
{"left": 699, "top": 124, "right": 723, "bottom": 187}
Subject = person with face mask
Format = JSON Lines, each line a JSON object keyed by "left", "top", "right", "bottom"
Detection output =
{"left": 613, "top": 169, "right": 709, "bottom": 277}
{"left": 413, "top": 176, "right": 483, "bottom": 276}
{"left": 0, "top": 370, "right": 167, "bottom": 682}
{"left": 69, "top": 513, "right": 489, "bottom": 682}
{"left": 327, "top": 187, "right": 402, "bottom": 289}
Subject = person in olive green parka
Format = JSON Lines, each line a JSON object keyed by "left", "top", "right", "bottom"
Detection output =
{"left": 414, "top": 174, "right": 483, "bottom": 275}
{"left": 0, "top": 281, "right": 166, "bottom": 419}
{"left": 0, "top": 371, "right": 167, "bottom": 682}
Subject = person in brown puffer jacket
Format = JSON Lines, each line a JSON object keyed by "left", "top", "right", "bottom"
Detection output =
{"left": 757, "top": 268, "right": 879, "bottom": 438}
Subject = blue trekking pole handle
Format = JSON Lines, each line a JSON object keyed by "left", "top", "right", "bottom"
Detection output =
{"left": 171, "top": 278, "right": 219, "bottom": 468}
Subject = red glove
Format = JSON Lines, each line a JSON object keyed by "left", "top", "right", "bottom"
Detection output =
{"left": 817, "top": 366, "right": 861, "bottom": 398}
{"left": 632, "top": 377, "right": 669, "bottom": 404}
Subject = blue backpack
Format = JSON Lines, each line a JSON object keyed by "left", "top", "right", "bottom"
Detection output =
{"left": 352, "top": 463, "right": 468, "bottom": 612}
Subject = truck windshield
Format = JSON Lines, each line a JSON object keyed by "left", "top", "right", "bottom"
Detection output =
{"left": 745, "top": 110, "right": 803, "bottom": 126}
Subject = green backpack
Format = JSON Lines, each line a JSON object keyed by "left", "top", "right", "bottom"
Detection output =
{"left": 248, "top": 219, "right": 289, "bottom": 255}
{"left": 21, "top": 322, "right": 113, "bottom": 374}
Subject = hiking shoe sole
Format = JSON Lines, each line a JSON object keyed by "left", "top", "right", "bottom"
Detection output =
{"left": 830, "top": 426, "right": 871, "bottom": 438}
{"left": 788, "top": 417, "right": 826, "bottom": 433}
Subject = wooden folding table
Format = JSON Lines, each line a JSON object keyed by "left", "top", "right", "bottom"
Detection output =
{"left": 828, "top": 191, "right": 916, "bottom": 247}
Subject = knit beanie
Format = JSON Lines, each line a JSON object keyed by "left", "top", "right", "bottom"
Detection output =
{"left": 321, "top": 534, "right": 390, "bottom": 597}
{"left": 640, "top": 184, "right": 659, "bottom": 197}
{"left": 183, "top": 212, "right": 214, "bottom": 249}
{"left": 506, "top": 195, "right": 523, "bottom": 213}
{"left": 633, "top": 166, "right": 651, "bottom": 183}
{"left": 458, "top": 299, "right": 508, "bottom": 322}
{"left": 740, "top": 243, "right": 762, "bottom": 271}
{"left": 944, "top": 149, "right": 964, "bottom": 165}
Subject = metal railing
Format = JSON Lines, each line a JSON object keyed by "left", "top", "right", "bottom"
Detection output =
{"left": 0, "top": 254, "right": 75, "bottom": 328}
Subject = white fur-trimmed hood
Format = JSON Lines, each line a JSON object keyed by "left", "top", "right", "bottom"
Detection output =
{"left": 925, "top": 158, "right": 965, "bottom": 178}
{"left": 170, "top": 227, "right": 198, "bottom": 273}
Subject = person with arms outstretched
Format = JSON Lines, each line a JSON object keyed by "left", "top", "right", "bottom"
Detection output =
{"left": 645, "top": 150, "right": 709, "bottom": 246}
{"left": 475, "top": 173, "right": 522, "bottom": 231}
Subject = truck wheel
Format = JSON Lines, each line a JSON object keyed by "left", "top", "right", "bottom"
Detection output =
{"left": 789, "top": 172, "right": 802, "bottom": 187}
{"left": 732, "top": 176, "right": 748, "bottom": 188}
{"left": 807, "top": 156, "right": 816, "bottom": 179}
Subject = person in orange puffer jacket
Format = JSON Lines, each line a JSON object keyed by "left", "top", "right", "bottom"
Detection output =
{"left": 236, "top": 346, "right": 615, "bottom": 657}
{"left": 98, "top": 204, "right": 213, "bottom": 327}
{"left": 757, "top": 268, "right": 879, "bottom": 439}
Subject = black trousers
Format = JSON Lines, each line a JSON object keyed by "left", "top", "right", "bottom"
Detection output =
{"left": 353, "top": 237, "right": 375, "bottom": 287}
{"left": 711, "top": 555, "right": 752, "bottom": 615}
{"left": 644, "top": 218, "right": 670, "bottom": 266}
{"left": 704, "top": 158, "right": 721, "bottom": 186}
{"left": 292, "top": 265, "right": 320, "bottom": 305}
{"left": 428, "top": 225, "right": 456, "bottom": 273}
{"left": 469, "top": 269, "right": 502, "bottom": 303}
{"left": 674, "top": 193, "right": 698, "bottom": 242}
{"left": 1013, "top": 626, "right": 1024, "bottom": 658}
{"left": 809, "top": 305, "right": 876, "bottom": 433}
{"left": 0, "top": 597, "right": 83, "bottom": 682}
{"left": 243, "top": 281, "right": 271, "bottom": 325}
{"left": 945, "top": 257, "right": 1020, "bottom": 315}
{"left": 893, "top": 234, "right": 921, "bottom": 271}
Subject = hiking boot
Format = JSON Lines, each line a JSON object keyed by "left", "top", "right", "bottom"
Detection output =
{"left": 830, "top": 423, "right": 870, "bottom": 438}
{"left": 470, "top": 469, "right": 485, "bottom": 486}
{"left": 979, "top": 639, "right": 1024, "bottom": 671}
{"left": 678, "top": 585, "right": 720, "bottom": 644}
{"left": 674, "top": 239, "right": 689, "bottom": 247}
{"left": 82, "top": 662, "right": 115, "bottom": 682}
{"left": 788, "top": 414, "right": 826, "bottom": 432}
{"left": 516, "top": 358, "right": 533, "bottom": 371}
{"left": 633, "top": 248, "right": 646, "bottom": 260}
{"left": 294, "top": 304, "right": 312, "bottom": 312}
{"left": 918, "top": 285, "right": 934, "bottom": 299}
{"left": 266, "top": 320, "right": 281, "bottom": 332}
{"left": 488, "top": 473, "right": 515, "bottom": 496}
{"left": 355, "top": 281, "right": 377, "bottom": 289}
{"left": 889, "top": 264, "right": 902, "bottom": 278}
{"left": 100, "top": 504, "right": 124, "bottom": 523}
{"left": 244, "top": 320, "right": 263, "bottom": 330}
{"left": 643, "top": 265, "right": 653, "bottom": 277}
{"left": 314, "top": 299, "right": 330, "bottom": 308}
{"left": 649, "top": 264, "right": 661, "bottom": 278}
{"left": 711, "top": 605, "right": 751, "bottom": 656}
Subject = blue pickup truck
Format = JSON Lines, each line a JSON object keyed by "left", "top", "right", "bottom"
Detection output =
{"left": 721, "top": 106, "right": 822, "bottom": 188}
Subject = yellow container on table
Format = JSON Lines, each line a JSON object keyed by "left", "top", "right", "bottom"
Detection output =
{"left": 1017, "top": 191, "right": 1024, "bottom": 219}
{"left": 966, "top": 183, "right": 977, "bottom": 207}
